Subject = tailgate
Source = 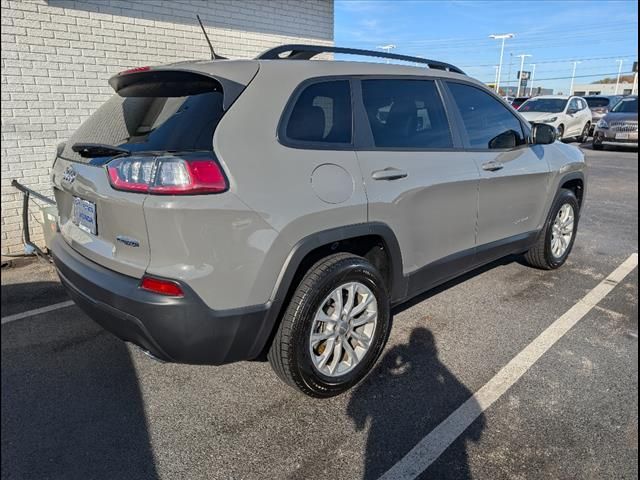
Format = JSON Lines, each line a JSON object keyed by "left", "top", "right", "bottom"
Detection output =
{"left": 50, "top": 62, "right": 259, "bottom": 278}
{"left": 52, "top": 157, "right": 151, "bottom": 278}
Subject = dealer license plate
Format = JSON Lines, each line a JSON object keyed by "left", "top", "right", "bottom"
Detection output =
{"left": 72, "top": 197, "right": 97, "bottom": 235}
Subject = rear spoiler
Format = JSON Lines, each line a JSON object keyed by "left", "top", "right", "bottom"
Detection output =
{"left": 108, "top": 62, "right": 259, "bottom": 111}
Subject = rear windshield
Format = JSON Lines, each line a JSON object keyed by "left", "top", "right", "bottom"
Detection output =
{"left": 60, "top": 90, "right": 223, "bottom": 163}
{"left": 585, "top": 97, "right": 611, "bottom": 108}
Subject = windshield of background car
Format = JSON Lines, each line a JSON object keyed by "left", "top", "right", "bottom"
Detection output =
{"left": 519, "top": 98, "right": 567, "bottom": 113}
{"left": 586, "top": 97, "right": 610, "bottom": 108}
{"left": 611, "top": 97, "right": 638, "bottom": 113}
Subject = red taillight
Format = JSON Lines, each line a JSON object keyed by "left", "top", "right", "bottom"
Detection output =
{"left": 140, "top": 276, "right": 184, "bottom": 297}
{"left": 120, "top": 66, "right": 151, "bottom": 75}
{"left": 106, "top": 155, "right": 228, "bottom": 195}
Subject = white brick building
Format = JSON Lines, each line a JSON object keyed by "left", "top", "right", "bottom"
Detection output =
{"left": 1, "top": 0, "right": 334, "bottom": 254}
{"left": 571, "top": 82, "right": 636, "bottom": 96}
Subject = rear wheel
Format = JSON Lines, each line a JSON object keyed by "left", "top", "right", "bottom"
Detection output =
{"left": 578, "top": 122, "right": 590, "bottom": 143}
{"left": 524, "top": 189, "right": 579, "bottom": 270}
{"left": 268, "top": 253, "right": 391, "bottom": 397}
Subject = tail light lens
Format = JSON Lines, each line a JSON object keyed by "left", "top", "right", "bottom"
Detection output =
{"left": 140, "top": 276, "right": 184, "bottom": 297}
{"left": 107, "top": 154, "right": 227, "bottom": 195}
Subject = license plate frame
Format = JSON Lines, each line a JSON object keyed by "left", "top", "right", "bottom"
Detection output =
{"left": 615, "top": 132, "right": 630, "bottom": 140}
{"left": 72, "top": 197, "right": 97, "bottom": 235}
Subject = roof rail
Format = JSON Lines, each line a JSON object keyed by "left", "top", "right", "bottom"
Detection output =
{"left": 256, "top": 44, "right": 466, "bottom": 75}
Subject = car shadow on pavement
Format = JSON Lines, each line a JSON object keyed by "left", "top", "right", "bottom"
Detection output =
{"left": 1, "top": 282, "right": 158, "bottom": 480}
{"left": 347, "top": 327, "right": 485, "bottom": 480}
{"left": 394, "top": 255, "right": 519, "bottom": 316}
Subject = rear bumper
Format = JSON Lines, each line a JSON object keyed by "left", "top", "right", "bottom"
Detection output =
{"left": 51, "top": 234, "right": 272, "bottom": 365}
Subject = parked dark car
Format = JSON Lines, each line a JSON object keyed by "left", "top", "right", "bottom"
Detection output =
{"left": 592, "top": 95, "right": 638, "bottom": 150}
{"left": 511, "top": 96, "right": 530, "bottom": 110}
{"left": 585, "top": 95, "right": 624, "bottom": 134}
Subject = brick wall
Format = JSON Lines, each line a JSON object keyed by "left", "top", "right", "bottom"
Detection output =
{"left": 1, "top": 0, "right": 333, "bottom": 254}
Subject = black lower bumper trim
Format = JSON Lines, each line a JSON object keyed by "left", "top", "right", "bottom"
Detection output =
{"left": 51, "top": 234, "right": 271, "bottom": 365}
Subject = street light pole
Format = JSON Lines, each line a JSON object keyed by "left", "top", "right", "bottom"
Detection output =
{"left": 529, "top": 63, "right": 536, "bottom": 96}
{"left": 569, "top": 61, "right": 581, "bottom": 95}
{"left": 507, "top": 53, "right": 514, "bottom": 96}
{"left": 489, "top": 33, "right": 514, "bottom": 96}
{"left": 614, "top": 59, "right": 624, "bottom": 95}
{"left": 377, "top": 44, "right": 396, "bottom": 64}
{"left": 515, "top": 54, "right": 532, "bottom": 97}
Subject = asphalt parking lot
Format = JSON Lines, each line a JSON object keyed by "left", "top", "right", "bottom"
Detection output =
{"left": 2, "top": 144, "right": 637, "bottom": 480}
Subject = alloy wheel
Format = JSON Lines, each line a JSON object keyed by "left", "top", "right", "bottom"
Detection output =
{"left": 551, "top": 203, "right": 575, "bottom": 258}
{"left": 309, "top": 282, "right": 378, "bottom": 377}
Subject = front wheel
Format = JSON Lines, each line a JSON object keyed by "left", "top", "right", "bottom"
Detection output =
{"left": 268, "top": 253, "right": 391, "bottom": 397}
{"left": 592, "top": 136, "right": 604, "bottom": 150}
{"left": 524, "top": 189, "right": 579, "bottom": 270}
{"left": 557, "top": 124, "right": 565, "bottom": 141}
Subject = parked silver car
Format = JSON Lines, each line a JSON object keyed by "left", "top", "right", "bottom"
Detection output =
{"left": 50, "top": 45, "right": 586, "bottom": 397}
{"left": 592, "top": 95, "right": 638, "bottom": 150}
{"left": 519, "top": 95, "right": 592, "bottom": 142}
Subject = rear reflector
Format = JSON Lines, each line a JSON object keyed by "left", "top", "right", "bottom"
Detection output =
{"left": 107, "top": 154, "right": 227, "bottom": 195}
{"left": 140, "top": 276, "right": 184, "bottom": 297}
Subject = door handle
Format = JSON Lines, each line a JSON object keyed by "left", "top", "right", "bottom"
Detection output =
{"left": 481, "top": 161, "right": 504, "bottom": 172}
{"left": 371, "top": 167, "right": 408, "bottom": 181}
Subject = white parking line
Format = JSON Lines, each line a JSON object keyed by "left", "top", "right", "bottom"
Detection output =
{"left": 379, "top": 252, "right": 638, "bottom": 480}
{"left": 1, "top": 300, "right": 75, "bottom": 325}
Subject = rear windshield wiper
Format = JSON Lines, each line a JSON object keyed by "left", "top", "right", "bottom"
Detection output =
{"left": 72, "top": 143, "right": 131, "bottom": 158}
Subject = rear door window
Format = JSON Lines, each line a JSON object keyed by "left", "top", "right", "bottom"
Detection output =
{"left": 284, "top": 80, "right": 352, "bottom": 145}
{"left": 61, "top": 87, "right": 225, "bottom": 164}
{"left": 361, "top": 79, "right": 452, "bottom": 148}
{"left": 447, "top": 82, "right": 526, "bottom": 149}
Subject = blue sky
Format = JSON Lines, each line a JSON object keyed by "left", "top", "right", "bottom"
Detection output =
{"left": 335, "top": 0, "right": 638, "bottom": 93}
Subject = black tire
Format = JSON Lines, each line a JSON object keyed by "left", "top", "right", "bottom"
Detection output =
{"left": 592, "top": 138, "right": 604, "bottom": 150}
{"left": 578, "top": 122, "right": 590, "bottom": 143}
{"left": 557, "top": 124, "right": 565, "bottom": 141}
{"left": 268, "top": 253, "right": 391, "bottom": 398}
{"left": 524, "top": 189, "right": 580, "bottom": 270}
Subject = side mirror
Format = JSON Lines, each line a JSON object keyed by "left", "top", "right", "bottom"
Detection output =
{"left": 530, "top": 123, "right": 556, "bottom": 145}
{"left": 567, "top": 108, "right": 578, "bottom": 115}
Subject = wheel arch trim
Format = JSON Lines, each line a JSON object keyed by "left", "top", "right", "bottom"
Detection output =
{"left": 269, "top": 222, "right": 406, "bottom": 305}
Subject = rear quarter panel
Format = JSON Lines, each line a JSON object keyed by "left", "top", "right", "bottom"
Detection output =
{"left": 211, "top": 62, "right": 370, "bottom": 307}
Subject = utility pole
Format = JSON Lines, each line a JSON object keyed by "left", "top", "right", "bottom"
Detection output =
{"left": 377, "top": 44, "right": 396, "bottom": 63}
{"left": 569, "top": 61, "right": 581, "bottom": 95}
{"left": 515, "top": 54, "right": 532, "bottom": 97}
{"left": 529, "top": 63, "right": 537, "bottom": 96}
{"left": 494, "top": 65, "right": 499, "bottom": 91}
{"left": 614, "top": 59, "right": 624, "bottom": 95}
{"left": 507, "top": 52, "right": 514, "bottom": 97}
{"left": 489, "top": 33, "right": 514, "bottom": 96}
